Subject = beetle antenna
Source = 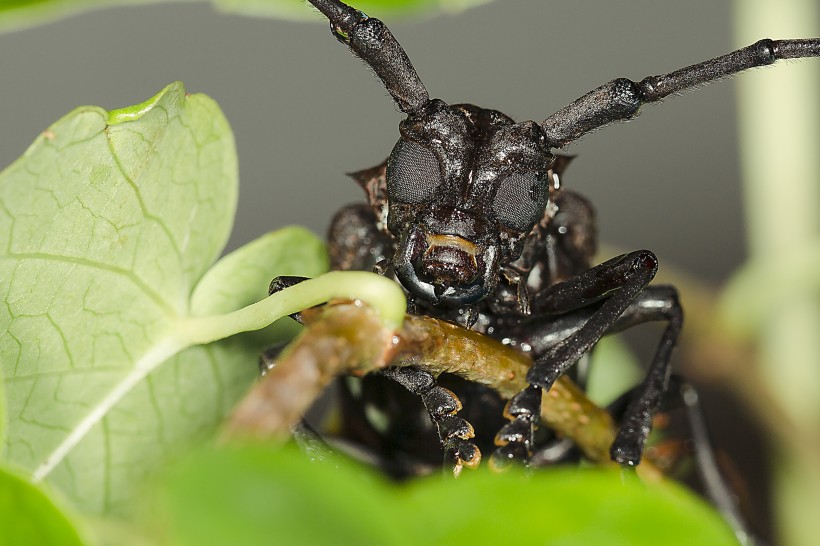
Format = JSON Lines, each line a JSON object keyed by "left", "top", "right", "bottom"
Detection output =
{"left": 307, "top": 0, "right": 430, "bottom": 114}
{"left": 542, "top": 38, "right": 820, "bottom": 148}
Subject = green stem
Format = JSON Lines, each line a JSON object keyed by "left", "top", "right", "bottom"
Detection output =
{"left": 733, "top": 0, "right": 820, "bottom": 420}
{"left": 175, "top": 271, "right": 406, "bottom": 347}
{"left": 733, "top": 2, "right": 820, "bottom": 544}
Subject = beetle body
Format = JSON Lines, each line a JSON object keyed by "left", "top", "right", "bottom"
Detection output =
{"left": 285, "top": 0, "right": 820, "bottom": 472}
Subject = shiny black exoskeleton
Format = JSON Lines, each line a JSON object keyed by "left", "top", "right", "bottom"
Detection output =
{"left": 286, "top": 0, "right": 820, "bottom": 472}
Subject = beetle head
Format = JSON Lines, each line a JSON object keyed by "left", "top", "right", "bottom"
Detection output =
{"left": 383, "top": 100, "right": 556, "bottom": 305}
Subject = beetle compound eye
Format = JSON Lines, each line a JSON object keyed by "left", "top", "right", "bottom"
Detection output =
{"left": 386, "top": 139, "right": 442, "bottom": 203}
{"left": 492, "top": 171, "right": 550, "bottom": 231}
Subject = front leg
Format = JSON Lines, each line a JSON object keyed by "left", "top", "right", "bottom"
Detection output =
{"left": 530, "top": 250, "right": 660, "bottom": 389}
{"left": 380, "top": 367, "right": 481, "bottom": 475}
{"left": 493, "top": 251, "right": 680, "bottom": 468}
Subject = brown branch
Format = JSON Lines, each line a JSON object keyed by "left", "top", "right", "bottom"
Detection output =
{"left": 224, "top": 301, "right": 660, "bottom": 477}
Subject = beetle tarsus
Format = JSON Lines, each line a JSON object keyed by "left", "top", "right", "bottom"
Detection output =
{"left": 381, "top": 366, "right": 482, "bottom": 474}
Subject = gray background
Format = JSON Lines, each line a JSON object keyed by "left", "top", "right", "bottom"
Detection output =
{"left": 0, "top": 0, "right": 795, "bottom": 535}
{"left": 0, "top": 0, "right": 745, "bottom": 282}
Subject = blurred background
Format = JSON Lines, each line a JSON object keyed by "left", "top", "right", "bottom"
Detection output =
{"left": 1, "top": 1, "right": 818, "bottom": 543}
{"left": 0, "top": 0, "right": 748, "bottom": 279}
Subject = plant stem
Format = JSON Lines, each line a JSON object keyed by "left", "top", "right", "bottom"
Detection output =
{"left": 732, "top": 1, "right": 820, "bottom": 544}
{"left": 224, "top": 302, "right": 669, "bottom": 479}
{"left": 176, "top": 271, "right": 407, "bottom": 347}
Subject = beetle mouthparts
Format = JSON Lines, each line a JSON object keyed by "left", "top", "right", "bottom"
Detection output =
{"left": 425, "top": 234, "right": 479, "bottom": 256}
{"left": 392, "top": 228, "right": 498, "bottom": 306}
{"left": 423, "top": 234, "right": 479, "bottom": 285}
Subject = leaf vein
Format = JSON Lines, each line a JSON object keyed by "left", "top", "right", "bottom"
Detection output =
{"left": 0, "top": 252, "right": 177, "bottom": 317}
{"left": 104, "top": 122, "right": 184, "bottom": 267}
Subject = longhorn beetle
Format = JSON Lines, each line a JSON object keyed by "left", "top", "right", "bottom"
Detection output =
{"left": 270, "top": 0, "right": 820, "bottom": 473}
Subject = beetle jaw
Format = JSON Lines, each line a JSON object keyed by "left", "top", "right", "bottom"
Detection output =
{"left": 393, "top": 226, "right": 500, "bottom": 305}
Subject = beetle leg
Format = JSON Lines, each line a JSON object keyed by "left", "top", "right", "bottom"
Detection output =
{"left": 258, "top": 342, "right": 288, "bottom": 377}
{"left": 380, "top": 366, "right": 481, "bottom": 476}
{"left": 268, "top": 275, "right": 311, "bottom": 323}
{"left": 490, "top": 384, "right": 542, "bottom": 470}
{"left": 291, "top": 419, "right": 339, "bottom": 464}
{"left": 529, "top": 437, "right": 578, "bottom": 467}
{"left": 490, "top": 254, "right": 685, "bottom": 468}
{"left": 607, "top": 374, "right": 754, "bottom": 542}
{"left": 606, "top": 287, "right": 684, "bottom": 465}
{"left": 673, "top": 379, "right": 752, "bottom": 543}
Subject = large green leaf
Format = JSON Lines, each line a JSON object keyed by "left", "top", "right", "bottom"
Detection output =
{"left": 0, "top": 82, "right": 327, "bottom": 514}
{"left": 0, "top": 81, "right": 234, "bottom": 512}
{"left": 0, "top": 0, "right": 492, "bottom": 34}
{"left": 153, "top": 443, "right": 738, "bottom": 546}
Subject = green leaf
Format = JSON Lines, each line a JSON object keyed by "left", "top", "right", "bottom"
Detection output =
{"left": 0, "top": 82, "right": 333, "bottom": 515}
{"left": 0, "top": 80, "right": 332, "bottom": 514}
{"left": 190, "top": 226, "right": 327, "bottom": 317}
{"left": 0, "top": 0, "right": 492, "bottom": 34}
{"left": 154, "top": 445, "right": 404, "bottom": 546}
{"left": 405, "top": 468, "right": 735, "bottom": 545}
{"left": 0, "top": 465, "right": 88, "bottom": 546}
{"left": 153, "top": 444, "right": 737, "bottom": 546}
{"left": 0, "top": 366, "right": 6, "bottom": 454}
{"left": 0, "top": 77, "right": 390, "bottom": 519}
{"left": 30, "top": 228, "right": 328, "bottom": 515}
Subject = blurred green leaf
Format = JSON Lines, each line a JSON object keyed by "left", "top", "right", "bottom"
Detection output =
{"left": 0, "top": 465, "right": 88, "bottom": 546}
{"left": 0, "top": 0, "right": 492, "bottom": 34}
{"left": 154, "top": 445, "right": 404, "bottom": 546}
{"left": 0, "top": 0, "right": 180, "bottom": 34}
{"left": 586, "top": 336, "right": 642, "bottom": 406}
{"left": 153, "top": 443, "right": 737, "bottom": 546}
